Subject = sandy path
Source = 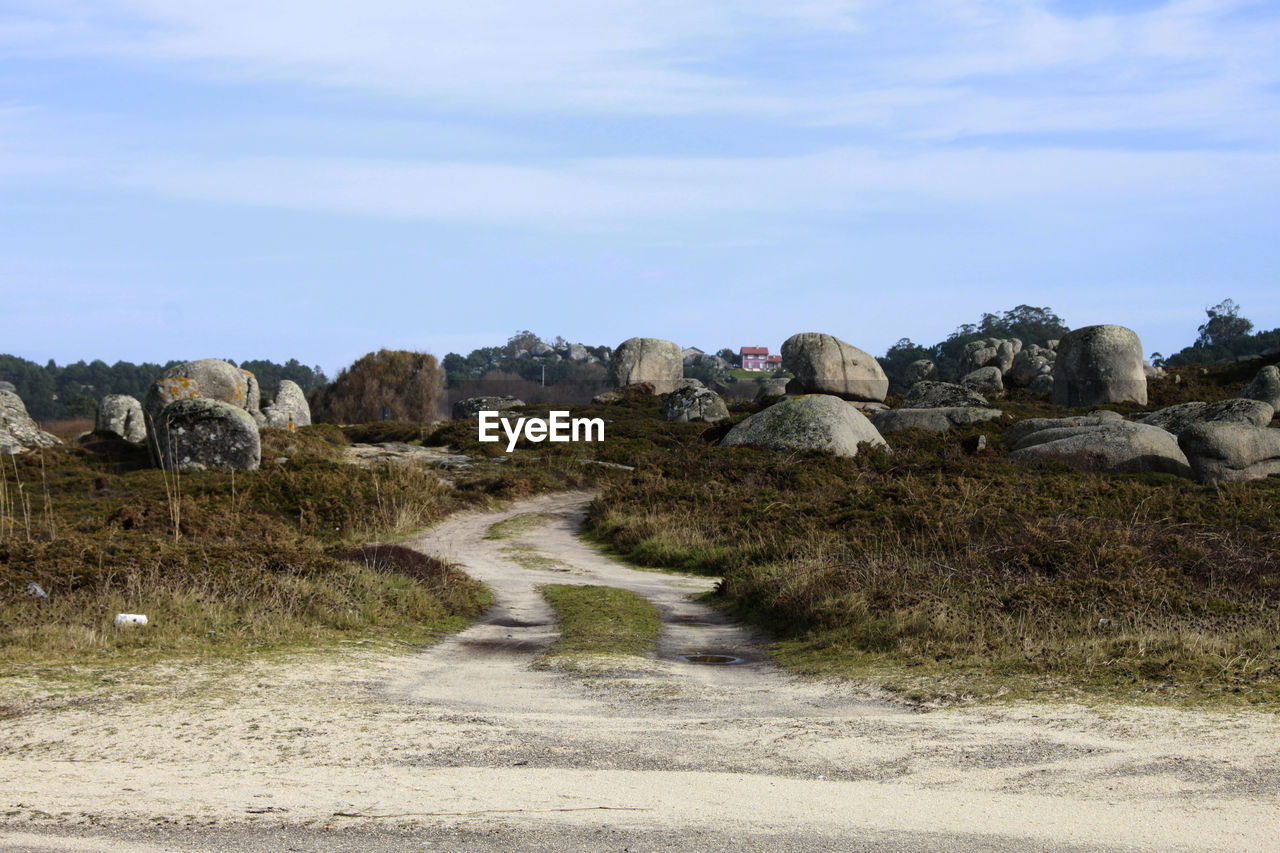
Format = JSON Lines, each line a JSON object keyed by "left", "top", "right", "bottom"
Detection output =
{"left": 2, "top": 492, "right": 1279, "bottom": 851}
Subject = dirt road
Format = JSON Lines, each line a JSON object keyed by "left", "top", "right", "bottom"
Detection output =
{"left": 3, "top": 492, "right": 1278, "bottom": 851}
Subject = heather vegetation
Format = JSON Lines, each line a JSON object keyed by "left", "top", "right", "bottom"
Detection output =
{"left": 0, "top": 423, "right": 588, "bottom": 665}
{"left": 579, "top": 359, "right": 1280, "bottom": 706}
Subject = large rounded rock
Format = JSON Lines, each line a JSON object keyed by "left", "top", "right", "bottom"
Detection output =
{"left": 0, "top": 390, "right": 62, "bottom": 455}
{"left": 609, "top": 338, "right": 683, "bottom": 394}
{"left": 1240, "top": 365, "right": 1280, "bottom": 410}
{"left": 144, "top": 358, "right": 250, "bottom": 462}
{"left": 1007, "top": 415, "right": 1189, "bottom": 477}
{"left": 962, "top": 366, "right": 1004, "bottom": 399}
{"left": 663, "top": 386, "right": 729, "bottom": 423}
{"left": 902, "top": 381, "right": 988, "bottom": 409}
{"left": 1178, "top": 423, "right": 1280, "bottom": 484}
{"left": 720, "top": 394, "right": 887, "bottom": 457}
{"left": 1052, "top": 325, "right": 1147, "bottom": 407}
{"left": 263, "top": 380, "right": 312, "bottom": 430}
{"left": 905, "top": 360, "right": 938, "bottom": 385}
{"left": 153, "top": 398, "right": 261, "bottom": 471}
{"left": 780, "top": 333, "right": 888, "bottom": 402}
{"left": 870, "top": 407, "right": 1003, "bottom": 434}
{"left": 96, "top": 394, "right": 146, "bottom": 443}
{"left": 1139, "top": 399, "right": 1274, "bottom": 437}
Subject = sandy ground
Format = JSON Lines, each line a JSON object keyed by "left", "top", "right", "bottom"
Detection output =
{"left": 2, "top": 491, "right": 1279, "bottom": 852}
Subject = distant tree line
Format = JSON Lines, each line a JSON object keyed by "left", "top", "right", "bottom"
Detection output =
{"left": 441, "top": 331, "right": 611, "bottom": 388}
{"left": 0, "top": 354, "right": 327, "bottom": 422}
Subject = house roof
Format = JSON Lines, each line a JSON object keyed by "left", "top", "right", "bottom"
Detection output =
{"left": 740, "top": 346, "right": 768, "bottom": 355}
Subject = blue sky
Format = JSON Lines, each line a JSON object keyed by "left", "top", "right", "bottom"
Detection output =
{"left": 1, "top": 0, "right": 1277, "bottom": 375}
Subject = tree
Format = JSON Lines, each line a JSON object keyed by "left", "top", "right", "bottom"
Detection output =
{"left": 504, "top": 330, "right": 543, "bottom": 358}
{"left": 876, "top": 338, "right": 934, "bottom": 393}
{"left": 310, "top": 349, "right": 444, "bottom": 423}
{"left": 1195, "top": 299, "right": 1253, "bottom": 348}
{"left": 716, "top": 348, "right": 737, "bottom": 366}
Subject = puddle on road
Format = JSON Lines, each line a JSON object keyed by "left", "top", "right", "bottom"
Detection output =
{"left": 488, "top": 617, "right": 551, "bottom": 628}
{"left": 677, "top": 654, "right": 745, "bottom": 665}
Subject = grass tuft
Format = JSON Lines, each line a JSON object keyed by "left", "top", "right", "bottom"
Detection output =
{"left": 538, "top": 584, "right": 661, "bottom": 664}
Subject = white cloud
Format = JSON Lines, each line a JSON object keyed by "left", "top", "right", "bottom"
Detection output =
{"left": 90, "top": 145, "right": 1278, "bottom": 229}
{"left": 1, "top": 0, "right": 1275, "bottom": 142}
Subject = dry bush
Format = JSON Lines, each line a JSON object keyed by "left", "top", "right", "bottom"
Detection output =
{"left": 311, "top": 349, "right": 443, "bottom": 423}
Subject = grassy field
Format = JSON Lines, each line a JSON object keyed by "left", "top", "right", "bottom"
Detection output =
{"left": 580, "top": 358, "right": 1280, "bottom": 706}
{"left": 0, "top": 423, "right": 590, "bottom": 667}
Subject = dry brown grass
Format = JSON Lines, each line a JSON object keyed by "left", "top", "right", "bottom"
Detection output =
{"left": 579, "top": 374, "right": 1280, "bottom": 705}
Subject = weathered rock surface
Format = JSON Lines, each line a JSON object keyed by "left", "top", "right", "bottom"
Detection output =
{"left": 1053, "top": 325, "right": 1147, "bottom": 407}
{"left": 870, "top": 407, "right": 1003, "bottom": 434}
{"left": 592, "top": 383, "right": 656, "bottom": 404}
{"left": 905, "top": 359, "right": 939, "bottom": 385}
{"left": 263, "top": 380, "right": 312, "bottom": 430}
{"left": 1006, "top": 344, "right": 1056, "bottom": 387}
{"left": 1178, "top": 423, "right": 1280, "bottom": 484}
{"left": 902, "top": 381, "right": 988, "bottom": 409}
{"left": 96, "top": 394, "right": 146, "bottom": 443}
{"left": 243, "top": 371, "right": 262, "bottom": 417}
{"left": 1139, "top": 399, "right": 1274, "bottom": 437}
{"left": 780, "top": 333, "right": 888, "bottom": 402}
{"left": 720, "top": 394, "right": 887, "bottom": 457}
{"left": 1007, "top": 414, "right": 1189, "bottom": 476}
{"left": 609, "top": 338, "right": 683, "bottom": 393}
{"left": 1029, "top": 374, "right": 1055, "bottom": 395}
{"left": 663, "top": 386, "right": 729, "bottom": 423}
{"left": 143, "top": 359, "right": 250, "bottom": 462}
{"left": 960, "top": 338, "right": 1021, "bottom": 376}
{"left": 754, "top": 377, "right": 790, "bottom": 400}
{"left": 962, "top": 366, "right": 1004, "bottom": 398}
{"left": 1005, "top": 411, "right": 1123, "bottom": 448}
{"left": 1240, "top": 365, "right": 1280, "bottom": 410}
{"left": 0, "top": 390, "right": 62, "bottom": 454}
{"left": 152, "top": 398, "right": 261, "bottom": 471}
{"left": 453, "top": 396, "right": 525, "bottom": 420}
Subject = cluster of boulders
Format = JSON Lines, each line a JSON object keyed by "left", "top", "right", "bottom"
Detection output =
{"left": 513, "top": 341, "right": 606, "bottom": 365}
{"left": 583, "top": 326, "right": 1278, "bottom": 482}
{"left": 135, "top": 359, "right": 311, "bottom": 470}
{"left": 24, "top": 358, "right": 319, "bottom": 470}
{"left": 910, "top": 327, "right": 1165, "bottom": 401}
